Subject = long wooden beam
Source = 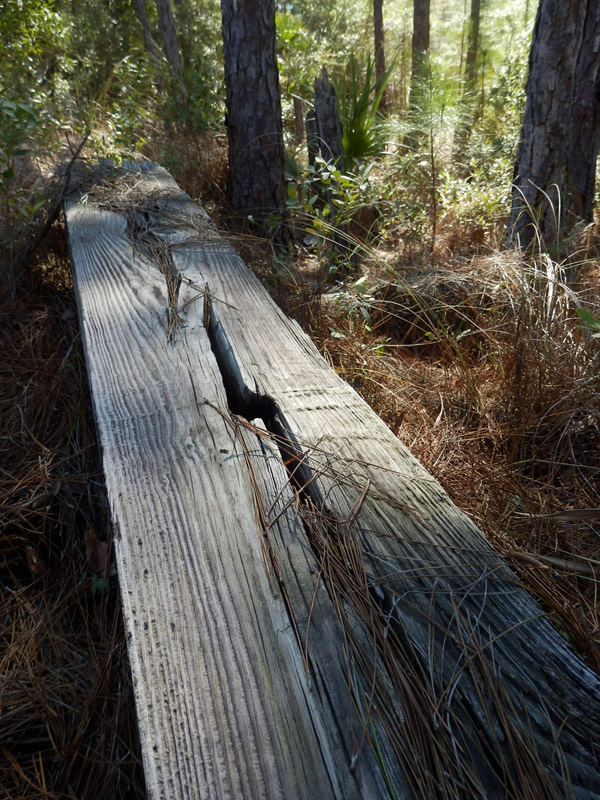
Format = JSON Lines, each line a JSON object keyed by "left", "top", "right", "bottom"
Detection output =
{"left": 66, "top": 161, "right": 600, "bottom": 799}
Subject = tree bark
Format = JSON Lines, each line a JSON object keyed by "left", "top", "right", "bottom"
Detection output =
{"left": 405, "top": 0, "right": 430, "bottom": 148}
{"left": 154, "top": 0, "right": 185, "bottom": 92}
{"left": 506, "top": 0, "right": 600, "bottom": 249}
{"left": 462, "top": 0, "right": 480, "bottom": 100}
{"left": 410, "top": 0, "right": 430, "bottom": 94}
{"left": 314, "top": 67, "right": 343, "bottom": 165}
{"left": 293, "top": 96, "right": 304, "bottom": 143}
{"left": 132, "top": 0, "right": 165, "bottom": 93}
{"left": 306, "top": 110, "right": 319, "bottom": 166}
{"left": 453, "top": 0, "right": 481, "bottom": 168}
{"left": 172, "top": 0, "right": 193, "bottom": 73}
{"left": 221, "top": 0, "right": 286, "bottom": 218}
{"left": 373, "top": 0, "right": 387, "bottom": 112}
{"left": 313, "top": 69, "right": 353, "bottom": 269}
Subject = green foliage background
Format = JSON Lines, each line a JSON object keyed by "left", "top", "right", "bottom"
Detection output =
{"left": 0, "top": 0, "right": 535, "bottom": 249}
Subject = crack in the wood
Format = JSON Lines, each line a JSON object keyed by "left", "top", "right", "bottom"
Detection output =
{"left": 205, "top": 311, "right": 315, "bottom": 502}
{"left": 201, "top": 306, "right": 580, "bottom": 798}
{"left": 202, "top": 306, "right": 408, "bottom": 770}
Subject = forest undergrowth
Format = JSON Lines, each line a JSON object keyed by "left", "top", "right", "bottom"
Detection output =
{"left": 1, "top": 122, "right": 600, "bottom": 796}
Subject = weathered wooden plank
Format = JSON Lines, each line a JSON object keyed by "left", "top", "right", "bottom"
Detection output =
{"left": 64, "top": 192, "right": 390, "bottom": 799}
{"left": 66, "top": 161, "right": 600, "bottom": 800}
{"left": 118, "top": 162, "right": 600, "bottom": 798}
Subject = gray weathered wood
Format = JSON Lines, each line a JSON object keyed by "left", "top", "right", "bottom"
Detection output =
{"left": 65, "top": 183, "right": 383, "bottom": 799}
{"left": 66, "top": 161, "right": 600, "bottom": 800}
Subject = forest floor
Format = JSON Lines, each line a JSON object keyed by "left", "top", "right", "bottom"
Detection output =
{"left": 1, "top": 140, "right": 599, "bottom": 798}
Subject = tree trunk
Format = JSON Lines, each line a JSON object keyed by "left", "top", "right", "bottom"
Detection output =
{"left": 172, "top": 0, "right": 193, "bottom": 74}
{"left": 405, "top": 0, "right": 430, "bottom": 148}
{"left": 506, "top": 0, "right": 600, "bottom": 249}
{"left": 306, "top": 110, "right": 319, "bottom": 166}
{"left": 410, "top": 0, "right": 430, "bottom": 95}
{"left": 453, "top": 0, "right": 481, "bottom": 168}
{"left": 314, "top": 67, "right": 343, "bottom": 165}
{"left": 221, "top": 0, "right": 286, "bottom": 219}
{"left": 313, "top": 69, "right": 353, "bottom": 270}
{"left": 132, "top": 0, "right": 165, "bottom": 93}
{"left": 293, "top": 96, "right": 304, "bottom": 143}
{"left": 373, "top": 0, "right": 387, "bottom": 112}
{"left": 154, "top": 0, "right": 185, "bottom": 92}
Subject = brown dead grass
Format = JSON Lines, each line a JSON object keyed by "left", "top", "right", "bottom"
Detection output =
{"left": 0, "top": 223, "right": 145, "bottom": 799}
{"left": 277, "top": 248, "right": 600, "bottom": 673}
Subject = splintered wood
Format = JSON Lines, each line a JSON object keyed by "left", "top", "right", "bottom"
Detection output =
{"left": 65, "top": 162, "right": 600, "bottom": 800}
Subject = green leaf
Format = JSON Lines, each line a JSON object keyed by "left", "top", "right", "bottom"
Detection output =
{"left": 576, "top": 307, "right": 600, "bottom": 331}
{"left": 91, "top": 573, "right": 110, "bottom": 595}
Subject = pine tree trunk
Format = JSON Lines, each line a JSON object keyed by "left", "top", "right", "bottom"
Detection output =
{"left": 172, "top": 0, "right": 193, "bottom": 73}
{"left": 221, "top": 0, "right": 286, "bottom": 218}
{"left": 453, "top": 0, "right": 481, "bottom": 168}
{"left": 154, "top": 0, "right": 185, "bottom": 92}
{"left": 506, "top": 0, "right": 600, "bottom": 248}
{"left": 410, "top": 0, "right": 430, "bottom": 95}
{"left": 405, "top": 0, "right": 430, "bottom": 148}
{"left": 313, "top": 67, "right": 343, "bottom": 165}
{"left": 132, "top": 0, "right": 165, "bottom": 93}
{"left": 305, "top": 110, "right": 319, "bottom": 166}
{"left": 373, "top": 0, "right": 387, "bottom": 112}
{"left": 293, "top": 96, "right": 304, "bottom": 144}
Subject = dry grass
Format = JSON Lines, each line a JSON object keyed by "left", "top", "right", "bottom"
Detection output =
{"left": 284, "top": 248, "right": 600, "bottom": 672}
{"left": 0, "top": 223, "right": 145, "bottom": 799}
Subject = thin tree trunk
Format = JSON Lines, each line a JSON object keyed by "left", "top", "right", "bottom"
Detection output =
{"left": 155, "top": 0, "right": 185, "bottom": 93}
{"left": 453, "top": 0, "right": 481, "bottom": 169}
{"left": 405, "top": 0, "right": 430, "bottom": 148}
{"left": 305, "top": 110, "right": 318, "bottom": 165}
{"left": 132, "top": 0, "right": 165, "bottom": 93}
{"left": 410, "top": 0, "right": 430, "bottom": 95}
{"left": 506, "top": 0, "right": 600, "bottom": 249}
{"left": 373, "top": 0, "right": 387, "bottom": 112}
{"left": 172, "top": 0, "right": 193, "bottom": 74}
{"left": 313, "top": 67, "right": 343, "bottom": 165}
{"left": 293, "top": 96, "right": 304, "bottom": 143}
{"left": 463, "top": 0, "right": 480, "bottom": 93}
{"left": 313, "top": 69, "right": 352, "bottom": 270}
{"left": 221, "top": 0, "right": 286, "bottom": 220}
{"left": 458, "top": 0, "right": 467, "bottom": 73}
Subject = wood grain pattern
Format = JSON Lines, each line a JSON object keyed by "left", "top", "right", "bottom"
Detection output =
{"left": 65, "top": 193, "right": 387, "bottom": 799}
{"left": 66, "top": 162, "right": 600, "bottom": 800}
